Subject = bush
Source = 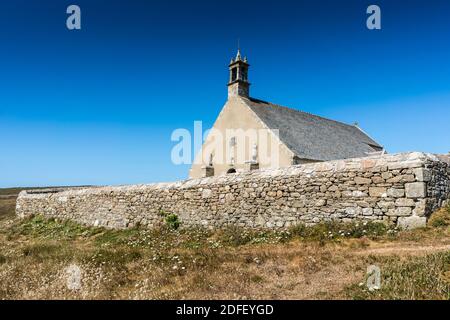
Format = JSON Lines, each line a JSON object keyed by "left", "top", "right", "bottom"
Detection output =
{"left": 428, "top": 205, "right": 450, "bottom": 228}
{"left": 165, "top": 214, "right": 180, "bottom": 230}
{"left": 159, "top": 210, "right": 181, "bottom": 230}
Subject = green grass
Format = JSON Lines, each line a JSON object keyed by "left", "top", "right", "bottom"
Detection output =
{"left": 6, "top": 215, "right": 104, "bottom": 241}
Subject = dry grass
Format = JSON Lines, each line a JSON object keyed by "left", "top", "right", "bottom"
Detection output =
{"left": 345, "top": 252, "right": 450, "bottom": 300}
{"left": 0, "top": 192, "right": 449, "bottom": 300}
{"left": 0, "top": 188, "right": 19, "bottom": 220}
{"left": 0, "top": 197, "right": 16, "bottom": 219}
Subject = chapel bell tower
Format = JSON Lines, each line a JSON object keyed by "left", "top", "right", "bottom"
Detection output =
{"left": 227, "top": 49, "right": 250, "bottom": 98}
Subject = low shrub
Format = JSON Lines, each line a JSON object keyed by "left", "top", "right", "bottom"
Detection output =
{"left": 428, "top": 205, "right": 450, "bottom": 228}
{"left": 165, "top": 214, "right": 181, "bottom": 230}
{"left": 159, "top": 210, "right": 181, "bottom": 230}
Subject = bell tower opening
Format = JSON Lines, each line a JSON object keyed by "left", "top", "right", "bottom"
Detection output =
{"left": 231, "top": 67, "right": 237, "bottom": 82}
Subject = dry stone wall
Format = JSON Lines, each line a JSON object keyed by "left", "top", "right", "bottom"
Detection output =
{"left": 16, "top": 152, "right": 450, "bottom": 230}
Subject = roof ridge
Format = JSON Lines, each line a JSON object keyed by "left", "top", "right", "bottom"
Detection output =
{"left": 247, "top": 97, "right": 358, "bottom": 130}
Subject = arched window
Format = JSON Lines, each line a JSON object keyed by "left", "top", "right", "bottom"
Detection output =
{"left": 226, "top": 168, "right": 236, "bottom": 174}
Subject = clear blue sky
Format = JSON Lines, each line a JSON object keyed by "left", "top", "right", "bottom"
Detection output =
{"left": 1, "top": 0, "right": 449, "bottom": 188}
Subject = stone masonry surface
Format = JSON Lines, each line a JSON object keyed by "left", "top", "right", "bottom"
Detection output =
{"left": 16, "top": 152, "right": 450, "bottom": 230}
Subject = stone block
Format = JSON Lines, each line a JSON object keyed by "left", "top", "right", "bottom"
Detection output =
{"left": 395, "top": 207, "right": 412, "bottom": 216}
{"left": 369, "top": 187, "right": 387, "bottom": 197}
{"left": 405, "top": 182, "right": 427, "bottom": 198}
{"left": 352, "top": 191, "right": 367, "bottom": 197}
{"left": 412, "top": 199, "right": 428, "bottom": 217}
{"left": 395, "top": 198, "right": 415, "bottom": 207}
{"left": 381, "top": 172, "right": 393, "bottom": 180}
{"left": 386, "top": 206, "right": 411, "bottom": 216}
{"left": 397, "top": 216, "right": 427, "bottom": 230}
{"left": 362, "top": 159, "right": 376, "bottom": 169}
{"left": 413, "top": 168, "right": 431, "bottom": 182}
{"left": 387, "top": 188, "right": 405, "bottom": 198}
{"left": 315, "top": 199, "right": 327, "bottom": 206}
{"left": 354, "top": 177, "right": 372, "bottom": 184}
{"left": 293, "top": 200, "right": 305, "bottom": 208}
{"left": 328, "top": 185, "right": 338, "bottom": 192}
{"left": 356, "top": 201, "right": 370, "bottom": 207}
{"left": 372, "top": 176, "right": 384, "bottom": 184}
{"left": 388, "top": 160, "right": 423, "bottom": 170}
{"left": 202, "top": 189, "right": 212, "bottom": 199}
{"left": 225, "top": 193, "right": 235, "bottom": 202}
{"left": 377, "top": 201, "right": 395, "bottom": 209}
{"left": 345, "top": 207, "right": 361, "bottom": 216}
{"left": 386, "top": 175, "right": 415, "bottom": 183}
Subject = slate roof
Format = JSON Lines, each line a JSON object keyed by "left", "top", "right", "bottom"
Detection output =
{"left": 243, "top": 97, "right": 383, "bottom": 161}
